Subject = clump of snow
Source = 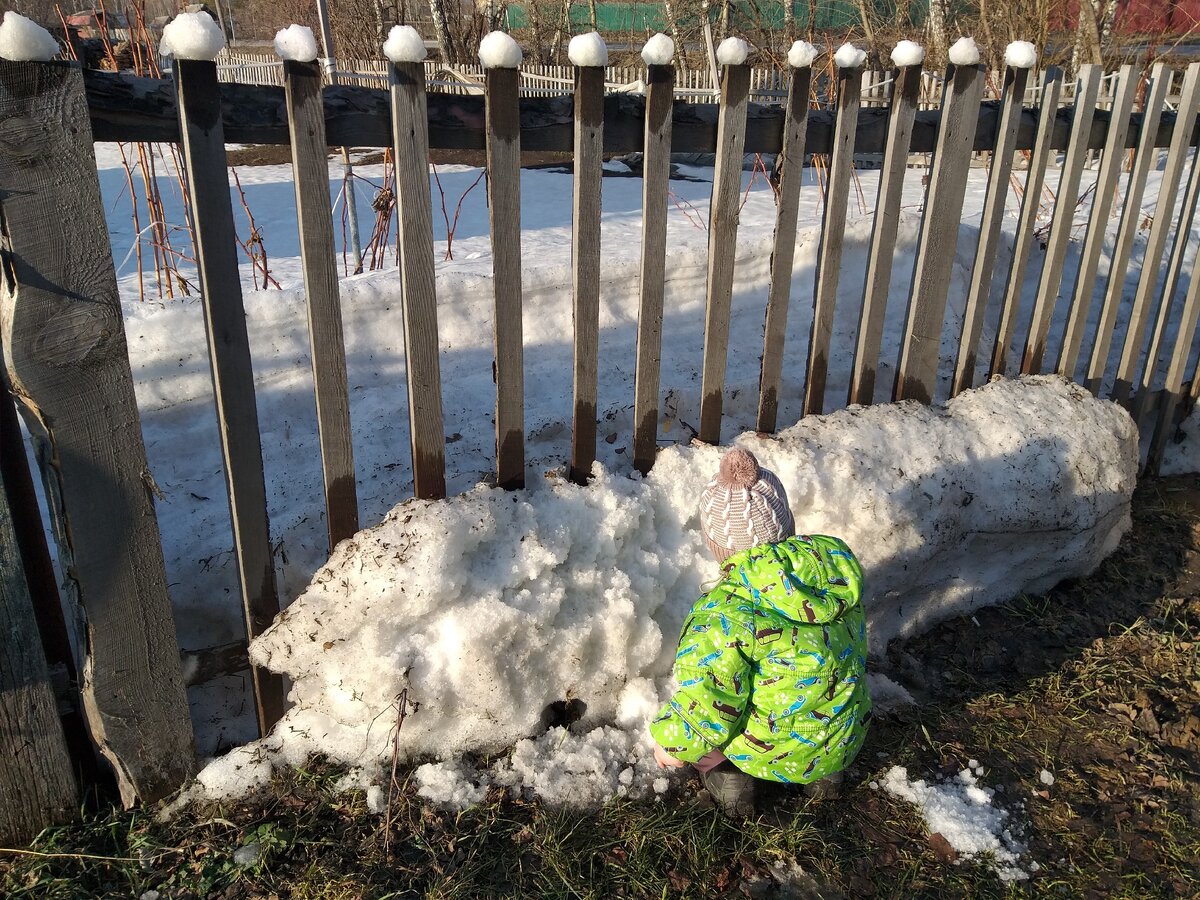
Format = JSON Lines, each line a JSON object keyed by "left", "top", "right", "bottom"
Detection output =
{"left": 834, "top": 43, "right": 866, "bottom": 68}
{"left": 1160, "top": 411, "right": 1200, "bottom": 474}
{"left": 641, "top": 32, "right": 674, "bottom": 66}
{"left": 478, "top": 30, "right": 522, "bottom": 69}
{"left": 415, "top": 760, "right": 490, "bottom": 808}
{"left": 383, "top": 24, "right": 426, "bottom": 63}
{"left": 867, "top": 673, "right": 916, "bottom": 710}
{"left": 716, "top": 37, "right": 750, "bottom": 66}
{"left": 232, "top": 843, "right": 261, "bottom": 867}
{"left": 1039, "top": 769, "right": 1055, "bottom": 786}
{"left": 568, "top": 31, "right": 608, "bottom": 67}
{"left": 1004, "top": 40, "right": 1037, "bottom": 69}
{"left": 787, "top": 40, "right": 817, "bottom": 68}
{"left": 0, "top": 12, "right": 59, "bottom": 61}
{"left": 949, "top": 36, "right": 981, "bottom": 66}
{"left": 160, "top": 12, "right": 225, "bottom": 60}
{"left": 891, "top": 40, "right": 925, "bottom": 67}
{"left": 881, "top": 765, "right": 1033, "bottom": 881}
{"left": 170, "top": 377, "right": 1134, "bottom": 810}
{"left": 273, "top": 24, "right": 317, "bottom": 62}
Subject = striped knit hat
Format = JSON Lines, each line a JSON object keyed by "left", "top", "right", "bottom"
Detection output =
{"left": 699, "top": 448, "right": 794, "bottom": 562}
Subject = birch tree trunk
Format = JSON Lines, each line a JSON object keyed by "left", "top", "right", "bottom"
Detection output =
{"left": 588, "top": 0, "right": 597, "bottom": 32}
{"left": 783, "top": 0, "right": 795, "bottom": 42}
{"left": 663, "top": 0, "right": 687, "bottom": 65}
{"left": 1074, "top": 0, "right": 1104, "bottom": 71}
{"left": 428, "top": 0, "right": 455, "bottom": 62}
{"left": 927, "top": 0, "right": 947, "bottom": 63}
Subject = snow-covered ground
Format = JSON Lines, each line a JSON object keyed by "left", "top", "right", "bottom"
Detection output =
{"left": 73, "top": 140, "right": 1196, "bottom": 784}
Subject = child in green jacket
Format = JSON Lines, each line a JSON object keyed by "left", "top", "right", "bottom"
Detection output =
{"left": 649, "top": 448, "right": 871, "bottom": 816}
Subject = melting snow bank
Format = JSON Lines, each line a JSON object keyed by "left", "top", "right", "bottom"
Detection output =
{"left": 173, "top": 377, "right": 1135, "bottom": 812}
{"left": 876, "top": 764, "right": 1036, "bottom": 882}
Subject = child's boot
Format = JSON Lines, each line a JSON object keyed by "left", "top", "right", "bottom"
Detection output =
{"left": 802, "top": 770, "right": 844, "bottom": 800}
{"left": 701, "top": 761, "right": 756, "bottom": 818}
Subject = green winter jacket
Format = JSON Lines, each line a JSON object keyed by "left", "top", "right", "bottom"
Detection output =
{"left": 649, "top": 535, "right": 871, "bottom": 784}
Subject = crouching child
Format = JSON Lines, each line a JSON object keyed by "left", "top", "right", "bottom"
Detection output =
{"left": 649, "top": 448, "right": 872, "bottom": 816}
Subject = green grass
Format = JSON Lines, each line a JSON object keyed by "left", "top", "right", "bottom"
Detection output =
{"left": 4, "top": 476, "right": 1200, "bottom": 899}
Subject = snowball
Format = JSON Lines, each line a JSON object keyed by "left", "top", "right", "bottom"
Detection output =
{"left": 0, "top": 12, "right": 59, "bottom": 61}
{"left": 568, "top": 31, "right": 608, "bottom": 67}
{"left": 273, "top": 24, "right": 317, "bottom": 62}
{"left": 891, "top": 40, "right": 925, "bottom": 67}
{"left": 834, "top": 42, "right": 866, "bottom": 68}
{"left": 716, "top": 37, "right": 750, "bottom": 66}
{"left": 641, "top": 32, "right": 674, "bottom": 66}
{"left": 1039, "top": 769, "right": 1055, "bottom": 785}
{"left": 478, "top": 30, "right": 522, "bottom": 69}
{"left": 1005, "top": 40, "right": 1037, "bottom": 69}
{"left": 787, "top": 40, "right": 817, "bottom": 68}
{"left": 160, "top": 12, "right": 225, "bottom": 60}
{"left": 383, "top": 24, "right": 426, "bottom": 63}
{"left": 948, "top": 36, "right": 981, "bottom": 66}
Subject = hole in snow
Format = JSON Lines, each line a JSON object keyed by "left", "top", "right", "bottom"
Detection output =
{"left": 540, "top": 698, "right": 587, "bottom": 731}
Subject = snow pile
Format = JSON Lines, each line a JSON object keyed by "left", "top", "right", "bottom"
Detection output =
{"left": 716, "top": 37, "right": 750, "bottom": 66}
{"left": 273, "top": 24, "right": 318, "bottom": 62}
{"left": 383, "top": 25, "right": 426, "bottom": 64}
{"left": 834, "top": 43, "right": 866, "bottom": 68}
{"left": 866, "top": 673, "right": 916, "bottom": 709}
{"left": 568, "top": 31, "right": 608, "bottom": 67}
{"left": 478, "top": 30, "right": 522, "bottom": 68}
{"left": 174, "top": 377, "right": 1134, "bottom": 809}
{"left": 0, "top": 12, "right": 59, "bottom": 61}
{"left": 160, "top": 12, "right": 226, "bottom": 60}
{"left": 878, "top": 764, "right": 1035, "bottom": 881}
{"left": 1004, "top": 40, "right": 1037, "bottom": 69}
{"left": 891, "top": 40, "right": 925, "bottom": 67}
{"left": 641, "top": 33, "right": 674, "bottom": 66}
{"left": 949, "top": 37, "right": 981, "bottom": 66}
{"left": 787, "top": 40, "right": 817, "bottom": 68}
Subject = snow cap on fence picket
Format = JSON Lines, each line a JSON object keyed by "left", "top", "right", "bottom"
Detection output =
{"left": 478, "top": 31, "right": 522, "bottom": 69}
{"left": 891, "top": 40, "right": 925, "bottom": 67}
{"left": 834, "top": 42, "right": 866, "bottom": 68}
{"left": 641, "top": 33, "right": 674, "bottom": 66}
{"left": 1004, "top": 41, "right": 1037, "bottom": 69}
{"left": 273, "top": 24, "right": 318, "bottom": 62}
{"left": 716, "top": 37, "right": 750, "bottom": 66}
{"left": 0, "top": 11, "right": 60, "bottom": 61}
{"left": 160, "top": 11, "right": 226, "bottom": 60}
{"left": 384, "top": 25, "right": 427, "bottom": 63}
{"left": 787, "top": 40, "right": 817, "bottom": 68}
{"left": 568, "top": 31, "right": 608, "bottom": 67}
{"left": 948, "top": 36, "right": 981, "bottom": 66}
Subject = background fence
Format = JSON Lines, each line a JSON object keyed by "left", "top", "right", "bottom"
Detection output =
{"left": 3, "top": 54, "right": 1200, "bottom": 839}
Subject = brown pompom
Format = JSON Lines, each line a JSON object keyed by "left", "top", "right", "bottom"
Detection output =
{"left": 718, "top": 448, "right": 760, "bottom": 488}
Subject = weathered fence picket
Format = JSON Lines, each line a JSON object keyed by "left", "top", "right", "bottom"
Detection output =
{"left": 756, "top": 63, "right": 812, "bottom": 433}
{"left": 283, "top": 60, "right": 361, "bottom": 537}
{"left": 174, "top": 59, "right": 288, "bottom": 733}
{"left": 699, "top": 63, "right": 751, "bottom": 444}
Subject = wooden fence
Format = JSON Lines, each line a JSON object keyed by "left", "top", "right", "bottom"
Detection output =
{"left": 3, "top": 55, "right": 1200, "bottom": 838}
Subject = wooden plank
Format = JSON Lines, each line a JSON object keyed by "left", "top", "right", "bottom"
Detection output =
{"left": 847, "top": 64, "right": 922, "bottom": 407}
{"left": 1083, "top": 64, "right": 1173, "bottom": 395}
{"left": 389, "top": 61, "right": 447, "bottom": 499}
{"left": 1147, "top": 250, "right": 1200, "bottom": 472}
{"left": 173, "top": 59, "right": 287, "bottom": 733}
{"left": 485, "top": 67, "right": 525, "bottom": 490}
{"left": 894, "top": 64, "right": 987, "bottom": 404}
{"left": 0, "top": 60, "right": 194, "bottom": 805}
{"left": 1110, "top": 63, "right": 1200, "bottom": 405}
{"left": 632, "top": 65, "right": 674, "bottom": 475}
{"left": 0, "top": 467, "right": 76, "bottom": 843}
{"left": 698, "top": 64, "right": 751, "bottom": 443}
{"left": 950, "top": 66, "right": 1030, "bottom": 397}
{"left": 989, "top": 70, "right": 1064, "bottom": 378}
{"left": 756, "top": 64, "right": 812, "bottom": 433}
{"left": 1055, "top": 65, "right": 1140, "bottom": 380}
{"left": 569, "top": 65, "right": 604, "bottom": 483}
{"left": 1132, "top": 143, "right": 1200, "bottom": 426}
{"left": 283, "top": 60, "right": 360, "bottom": 539}
{"left": 1019, "top": 65, "right": 1103, "bottom": 375}
{"left": 78, "top": 68, "right": 1200, "bottom": 155}
{"left": 803, "top": 65, "right": 862, "bottom": 416}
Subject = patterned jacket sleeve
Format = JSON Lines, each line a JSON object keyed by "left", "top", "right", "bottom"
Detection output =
{"left": 648, "top": 610, "right": 754, "bottom": 762}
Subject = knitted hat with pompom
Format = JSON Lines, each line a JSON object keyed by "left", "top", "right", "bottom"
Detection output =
{"left": 699, "top": 448, "right": 794, "bottom": 562}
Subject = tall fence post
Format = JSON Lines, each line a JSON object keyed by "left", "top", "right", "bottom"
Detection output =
{"left": 0, "top": 59, "right": 194, "bottom": 804}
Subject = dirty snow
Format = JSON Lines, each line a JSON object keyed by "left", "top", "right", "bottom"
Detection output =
{"left": 160, "top": 12, "right": 225, "bottom": 60}
{"left": 641, "top": 33, "right": 674, "bottom": 66}
{"left": 383, "top": 25, "right": 426, "bottom": 64}
{"left": 567, "top": 31, "right": 608, "bottom": 67}
{"left": 0, "top": 12, "right": 59, "bottom": 61}
{"left": 478, "top": 31, "right": 522, "bottom": 68}
{"left": 878, "top": 765, "right": 1035, "bottom": 881}
{"left": 716, "top": 37, "right": 751, "bottom": 67}
{"left": 272, "top": 24, "right": 317, "bottom": 62}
